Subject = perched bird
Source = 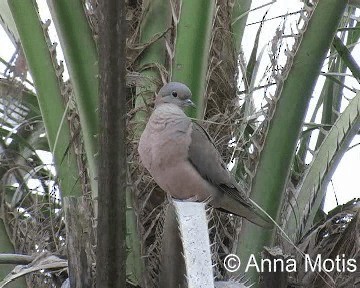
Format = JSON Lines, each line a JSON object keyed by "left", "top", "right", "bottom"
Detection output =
{"left": 138, "top": 82, "right": 272, "bottom": 228}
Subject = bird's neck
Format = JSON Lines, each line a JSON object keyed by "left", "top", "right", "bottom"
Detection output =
{"left": 150, "top": 103, "right": 188, "bottom": 130}
{"left": 154, "top": 103, "right": 186, "bottom": 118}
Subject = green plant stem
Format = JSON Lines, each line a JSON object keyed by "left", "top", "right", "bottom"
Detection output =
{"left": 171, "top": 0, "right": 215, "bottom": 118}
{"left": 231, "top": 0, "right": 252, "bottom": 52}
{"left": 287, "top": 92, "right": 360, "bottom": 240}
{"left": 47, "top": 0, "right": 99, "bottom": 199}
{"left": 236, "top": 0, "right": 347, "bottom": 282}
{"left": 8, "top": 0, "right": 81, "bottom": 197}
{"left": 333, "top": 35, "right": 360, "bottom": 82}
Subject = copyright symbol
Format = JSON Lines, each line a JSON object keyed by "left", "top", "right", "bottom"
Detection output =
{"left": 224, "top": 254, "right": 241, "bottom": 272}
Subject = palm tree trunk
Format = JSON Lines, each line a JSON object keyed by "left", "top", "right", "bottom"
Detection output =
{"left": 96, "top": 0, "right": 127, "bottom": 286}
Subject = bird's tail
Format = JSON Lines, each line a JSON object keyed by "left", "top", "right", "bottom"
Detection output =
{"left": 244, "top": 207, "right": 274, "bottom": 229}
{"left": 214, "top": 195, "right": 274, "bottom": 229}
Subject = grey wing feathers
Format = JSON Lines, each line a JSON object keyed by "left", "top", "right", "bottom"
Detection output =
{"left": 187, "top": 122, "right": 252, "bottom": 207}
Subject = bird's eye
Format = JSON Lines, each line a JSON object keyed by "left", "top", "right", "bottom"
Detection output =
{"left": 171, "top": 91, "right": 178, "bottom": 97}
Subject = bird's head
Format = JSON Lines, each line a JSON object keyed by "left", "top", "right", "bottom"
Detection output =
{"left": 155, "top": 82, "right": 195, "bottom": 109}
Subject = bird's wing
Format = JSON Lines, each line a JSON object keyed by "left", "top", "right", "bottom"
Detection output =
{"left": 187, "top": 122, "right": 252, "bottom": 208}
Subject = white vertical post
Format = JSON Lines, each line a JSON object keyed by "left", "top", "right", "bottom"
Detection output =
{"left": 173, "top": 200, "right": 214, "bottom": 288}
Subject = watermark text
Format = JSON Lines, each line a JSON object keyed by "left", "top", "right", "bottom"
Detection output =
{"left": 223, "top": 254, "right": 357, "bottom": 273}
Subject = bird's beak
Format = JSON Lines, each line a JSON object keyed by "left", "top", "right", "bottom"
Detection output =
{"left": 184, "top": 99, "right": 196, "bottom": 107}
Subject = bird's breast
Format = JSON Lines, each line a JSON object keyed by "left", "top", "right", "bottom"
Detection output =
{"left": 138, "top": 111, "right": 192, "bottom": 173}
{"left": 151, "top": 122, "right": 192, "bottom": 169}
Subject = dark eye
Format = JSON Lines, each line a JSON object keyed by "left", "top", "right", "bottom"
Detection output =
{"left": 171, "top": 91, "right": 178, "bottom": 97}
